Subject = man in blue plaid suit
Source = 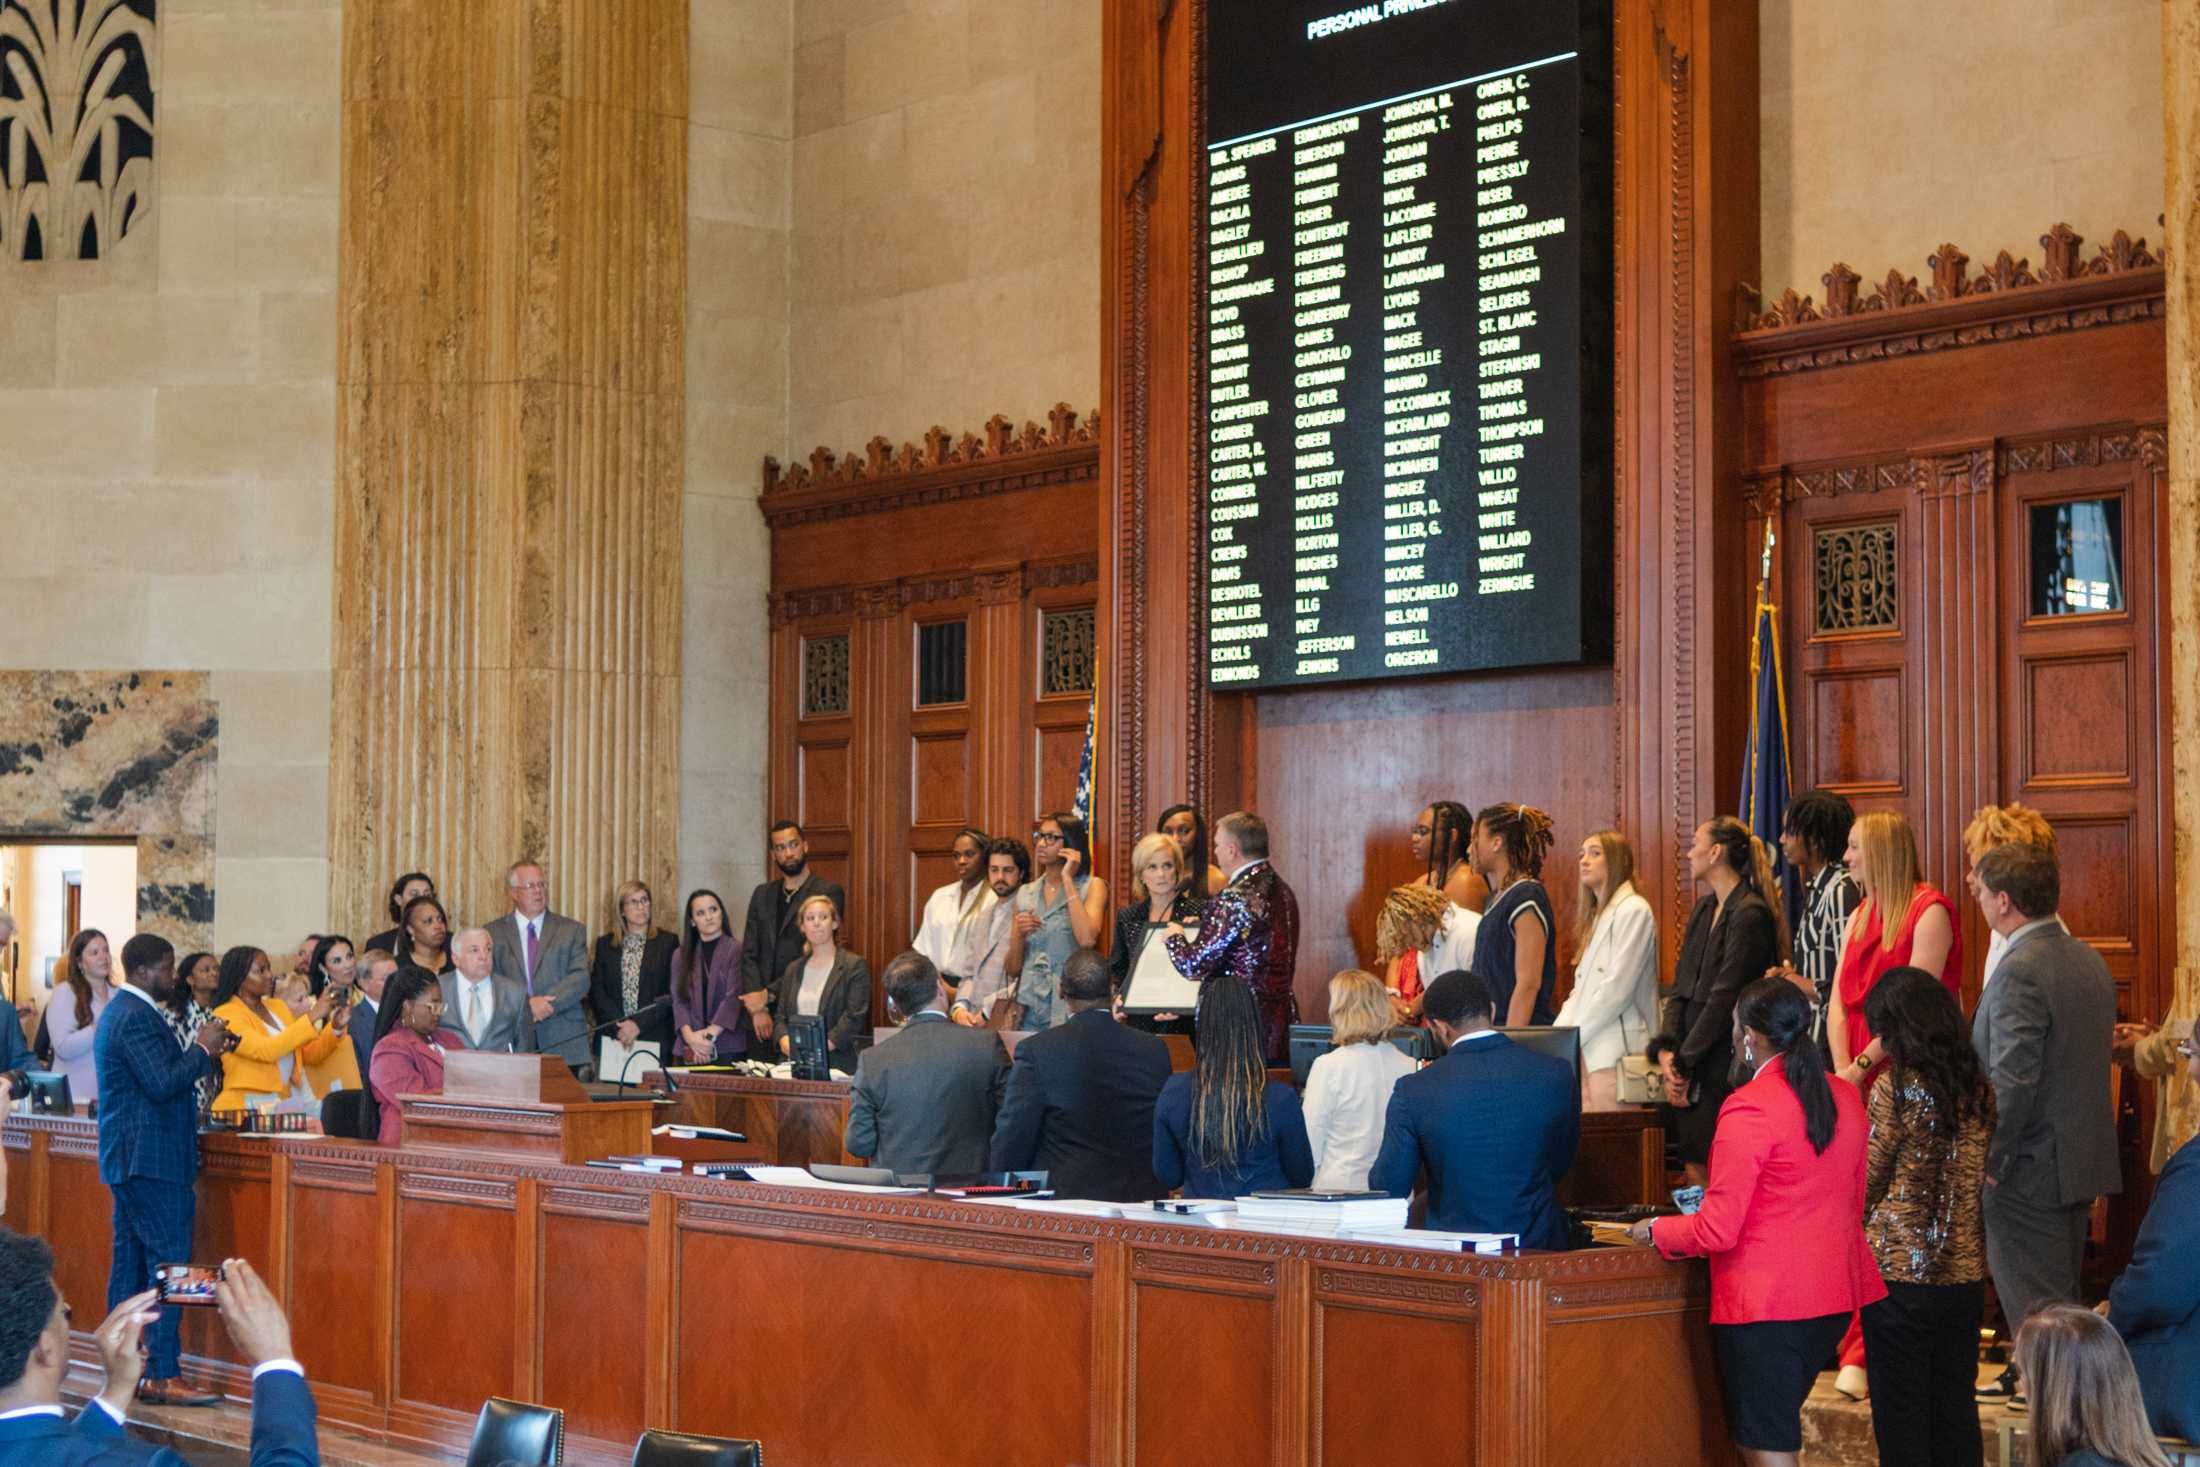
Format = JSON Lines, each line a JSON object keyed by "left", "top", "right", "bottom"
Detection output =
{"left": 91, "top": 934, "right": 231, "bottom": 1407}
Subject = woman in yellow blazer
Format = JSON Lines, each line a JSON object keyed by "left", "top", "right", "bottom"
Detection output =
{"left": 209, "top": 945, "right": 346, "bottom": 1113}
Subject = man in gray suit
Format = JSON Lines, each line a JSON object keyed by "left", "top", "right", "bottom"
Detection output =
{"left": 492, "top": 861, "right": 592, "bottom": 1073}
{"left": 1970, "top": 840, "right": 2119, "bottom": 1395}
{"left": 845, "top": 951, "right": 1009, "bottom": 1176}
{"left": 439, "top": 927, "right": 537, "bottom": 1055}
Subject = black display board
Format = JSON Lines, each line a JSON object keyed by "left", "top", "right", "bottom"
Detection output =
{"left": 1201, "top": 0, "right": 1613, "bottom": 690}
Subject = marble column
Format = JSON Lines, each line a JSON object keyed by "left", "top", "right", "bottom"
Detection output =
{"left": 331, "top": 0, "right": 687, "bottom": 935}
{"left": 2161, "top": 0, "right": 2199, "bottom": 1154}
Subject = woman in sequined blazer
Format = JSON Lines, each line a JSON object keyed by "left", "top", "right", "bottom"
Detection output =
{"left": 1858, "top": 968, "right": 1998, "bottom": 1467}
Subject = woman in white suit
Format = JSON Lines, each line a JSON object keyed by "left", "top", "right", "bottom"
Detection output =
{"left": 1555, "top": 830, "right": 1660, "bottom": 1111}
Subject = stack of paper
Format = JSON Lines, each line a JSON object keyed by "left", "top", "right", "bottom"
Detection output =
{"left": 1235, "top": 1191, "right": 1410, "bottom": 1231}
{"left": 735, "top": 1165, "right": 921, "bottom": 1195}
{"left": 1342, "top": 1227, "right": 1516, "bottom": 1254}
{"left": 1011, "top": 1198, "right": 1127, "bottom": 1218}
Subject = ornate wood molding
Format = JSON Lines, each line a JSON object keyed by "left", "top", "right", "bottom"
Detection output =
{"left": 760, "top": 405, "right": 1102, "bottom": 529}
{"left": 770, "top": 558, "right": 1100, "bottom": 628}
{"left": 1738, "top": 224, "right": 2166, "bottom": 377}
{"left": 1745, "top": 424, "right": 2170, "bottom": 512}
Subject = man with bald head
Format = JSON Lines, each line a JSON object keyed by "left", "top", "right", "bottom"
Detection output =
{"left": 436, "top": 928, "right": 536, "bottom": 1054}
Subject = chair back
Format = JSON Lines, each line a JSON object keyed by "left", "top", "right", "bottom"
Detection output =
{"left": 466, "top": 1396, "right": 564, "bottom": 1467}
{"left": 321, "top": 1088, "right": 377, "bottom": 1141}
{"left": 630, "top": 1428, "right": 762, "bottom": 1467}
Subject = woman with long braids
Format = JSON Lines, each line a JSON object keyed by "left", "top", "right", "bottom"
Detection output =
{"left": 1857, "top": 968, "right": 1996, "bottom": 1467}
{"left": 1410, "top": 799, "right": 1489, "bottom": 913}
{"left": 1151, "top": 968, "right": 1313, "bottom": 1198}
{"left": 1654, "top": 816, "right": 1787, "bottom": 1185}
{"left": 1467, "top": 803, "right": 1559, "bottom": 1026}
{"left": 1631, "top": 978, "right": 1882, "bottom": 1467}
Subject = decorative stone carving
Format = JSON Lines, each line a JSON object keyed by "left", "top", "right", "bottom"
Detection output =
{"left": 0, "top": 0, "right": 157, "bottom": 261}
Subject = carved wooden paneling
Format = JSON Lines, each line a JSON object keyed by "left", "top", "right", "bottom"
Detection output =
{"left": 768, "top": 420, "right": 1098, "bottom": 982}
{"left": 2024, "top": 653, "right": 2136, "bottom": 784}
{"left": 1809, "top": 670, "right": 1907, "bottom": 794}
{"left": 1738, "top": 225, "right": 2166, "bottom": 379}
{"left": 333, "top": 0, "right": 686, "bottom": 937}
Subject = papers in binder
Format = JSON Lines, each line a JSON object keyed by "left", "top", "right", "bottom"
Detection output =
{"left": 1121, "top": 924, "right": 1204, "bottom": 1014}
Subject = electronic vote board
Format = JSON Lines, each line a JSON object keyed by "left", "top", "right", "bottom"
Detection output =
{"left": 1201, "top": 0, "right": 1613, "bottom": 691}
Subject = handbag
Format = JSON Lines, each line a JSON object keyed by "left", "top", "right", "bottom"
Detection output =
{"left": 1615, "top": 1012, "right": 1662, "bottom": 1105}
{"left": 986, "top": 981, "right": 1025, "bottom": 1032}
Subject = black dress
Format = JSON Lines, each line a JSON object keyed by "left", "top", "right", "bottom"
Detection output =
{"left": 1657, "top": 888, "right": 1779, "bottom": 1165}
{"left": 1110, "top": 891, "right": 1201, "bottom": 1036}
{"left": 588, "top": 928, "right": 679, "bottom": 1051}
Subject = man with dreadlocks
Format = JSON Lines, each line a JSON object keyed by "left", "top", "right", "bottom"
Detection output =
{"left": 1468, "top": 803, "right": 1560, "bottom": 1027}
{"left": 1165, "top": 811, "right": 1300, "bottom": 1063}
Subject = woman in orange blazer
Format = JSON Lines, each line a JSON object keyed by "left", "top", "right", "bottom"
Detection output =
{"left": 1631, "top": 976, "right": 1886, "bottom": 1467}
{"left": 208, "top": 945, "right": 346, "bottom": 1114}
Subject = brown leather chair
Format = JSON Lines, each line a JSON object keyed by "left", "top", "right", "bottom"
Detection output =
{"left": 629, "top": 1428, "right": 762, "bottom": 1467}
{"left": 465, "top": 1396, "right": 563, "bottom": 1466}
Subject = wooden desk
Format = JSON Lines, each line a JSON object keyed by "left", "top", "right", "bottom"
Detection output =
{"left": 6, "top": 1110, "right": 1728, "bottom": 1466}
{"left": 659, "top": 1071, "right": 858, "bottom": 1168}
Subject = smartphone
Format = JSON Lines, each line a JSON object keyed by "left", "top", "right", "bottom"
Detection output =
{"left": 153, "top": 1262, "right": 224, "bottom": 1306}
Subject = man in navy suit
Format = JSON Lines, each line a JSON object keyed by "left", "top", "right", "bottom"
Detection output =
{"left": 92, "top": 934, "right": 231, "bottom": 1406}
{"left": 1368, "top": 969, "right": 1579, "bottom": 1250}
{"left": 0, "top": 1231, "right": 318, "bottom": 1466}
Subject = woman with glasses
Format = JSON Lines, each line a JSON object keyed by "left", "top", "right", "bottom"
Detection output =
{"left": 1007, "top": 812, "right": 1109, "bottom": 1031}
{"left": 590, "top": 881, "right": 679, "bottom": 1071}
{"left": 368, "top": 968, "right": 465, "bottom": 1145}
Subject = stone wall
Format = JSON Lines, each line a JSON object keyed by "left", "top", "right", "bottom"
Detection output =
{"left": 0, "top": 0, "right": 340, "bottom": 951}
{"left": 682, "top": 0, "right": 791, "bottom": 906}
{"left": 1761, "top": 0, "right": 2163, "bottom": 296}
{"left": 788, "top": 0, "right": 1100, "bottom": 454}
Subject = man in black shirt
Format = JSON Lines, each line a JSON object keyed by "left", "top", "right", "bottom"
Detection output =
{"left": 738, "top": 819, "right": 845, "bottom": 1044}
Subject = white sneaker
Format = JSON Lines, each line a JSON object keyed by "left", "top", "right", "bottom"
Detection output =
{"left": 1834, "top": 1364, "right": 1869, "bottom": 1400}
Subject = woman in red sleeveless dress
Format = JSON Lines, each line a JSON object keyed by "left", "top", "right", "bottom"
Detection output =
{"left": 1826, "top": 809, "right": 1964, "bottom": 1400}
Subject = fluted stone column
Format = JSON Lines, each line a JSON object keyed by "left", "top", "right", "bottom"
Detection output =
{"left": 2160, "top": 0, "right": 2199, "bottom": 1154}
{"left": 330, "top": 0, "right": 687, "bottom": 934}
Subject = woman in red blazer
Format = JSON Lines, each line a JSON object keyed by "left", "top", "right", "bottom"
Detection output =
{"left": 1631, "top": 976, "right": 1885, "bottom": 1466}
{"left": 368, "top": 969, "right": 467, "bottom": 1146}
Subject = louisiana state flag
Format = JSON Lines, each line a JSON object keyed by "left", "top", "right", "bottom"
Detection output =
{"left": 1737, "top": 592, "right": 1792, "bottom": 900}
{"left": 1071, "top": 678, "right": 1097, "bottom": 828}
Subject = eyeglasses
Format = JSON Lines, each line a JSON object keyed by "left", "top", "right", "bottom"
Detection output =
{"left": 1033, "top": 830, "right": 1063, "bottom": 843}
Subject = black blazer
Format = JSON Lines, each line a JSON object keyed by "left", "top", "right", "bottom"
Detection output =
{"left": 990, "top": 1007, "right": 1174, "bottom": 1201}
{"left": 589, "top": 929, "right": 679, "bottom": 1050}
{"left": 738, "top": 872, "right": 847, "bottom": 994}
{"left": 771, "top": 948, "right": 872, "bottom": 1073}
{"left": 1657, "top": 888, "right": 1780, "bottom": 1080}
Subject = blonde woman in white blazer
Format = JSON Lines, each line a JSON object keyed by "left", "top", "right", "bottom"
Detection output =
{"left": 1555, "top": 831, "right": 1660, "bottom": 1111}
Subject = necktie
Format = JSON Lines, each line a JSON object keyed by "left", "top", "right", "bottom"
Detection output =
{"left": 524, "top": 920, "right": 539, "bottom": 994}
{"left": 468, "top": 982, "right": 485, "bottom": 1041}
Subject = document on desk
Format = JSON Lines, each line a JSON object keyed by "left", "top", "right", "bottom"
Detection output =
{"left": 736, "top": 1165, "right": 922, "bottom": 1195}
{"left": 1012, "top": 1198, "right": 1128, "bottom": 1218}
{"left": 598, "top": 1037, "right": 662, "bottom": 1083}
{"left": 1121, "top": 924, "right": 1203, "bottom": 1014}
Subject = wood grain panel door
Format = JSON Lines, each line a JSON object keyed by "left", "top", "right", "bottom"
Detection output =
{"left": 784, "top": 617, "right": 858, "bottom": 913}
{"left": 1997, "top": 450, "right": 2168, "bottom": 1010}
{"left": 1784, "top": 477, "right": 1919, "bottom": 824}
{"left": 907, "top": 600, "right": 980, "bottom": 964}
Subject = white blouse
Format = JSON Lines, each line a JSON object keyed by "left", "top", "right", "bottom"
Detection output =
{"left": 1304, "top": 1041, "right": 1419, "bottom": 1191}
{"left": 1554, "top": 882, "right": 1659, "bottom": 1073}
{"left": 1416, "top": 903, "right": 1481, "bottom": 984}
{"left": 913, "top": 880, "right": 996, "bottom": 975}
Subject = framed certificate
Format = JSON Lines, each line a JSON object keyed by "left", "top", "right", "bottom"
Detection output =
{"left": 1122, "top": 925, "right": 1205, "bottom": 1015}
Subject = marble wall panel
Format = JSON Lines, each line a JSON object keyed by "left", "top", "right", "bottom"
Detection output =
{"left": 0, "top": 672, "right": 217, "bottom": 952}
